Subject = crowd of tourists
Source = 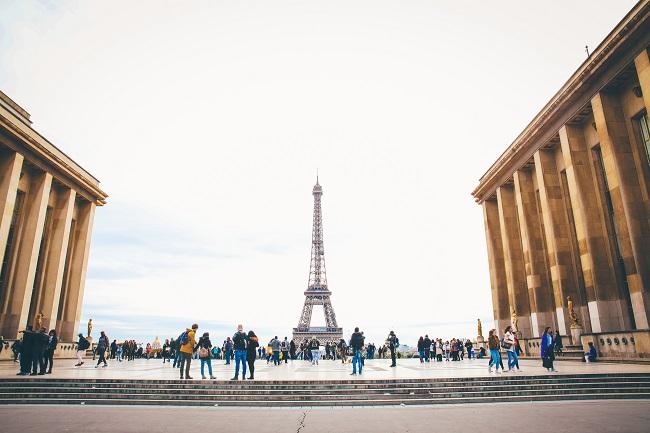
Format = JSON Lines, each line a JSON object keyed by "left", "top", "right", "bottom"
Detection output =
{"left": 11, "top": 321, "right": 599, "bottom": 379}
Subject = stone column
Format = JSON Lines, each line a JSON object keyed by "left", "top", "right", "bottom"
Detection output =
{"left": 496, "top": 185, "right": 532, "bottom": 337}
{"left": 34, "top": 187, "right": 76, "bottom": 331}
{"left": 0, "top": 171, "right": 52, "bottom": 338}
{"left": 591, "top": 91, "right": 650, "bottom": 329}
{"left": 482, "top": 199, "right": 510, "bottom": 332}
{"left": 534, "top": 149, "right": 586, "bottom": 338}
{"left": 634, "top": 49, "right": 650, "bottom": 120}
{"left": 59, "top": 200, "right": 95, "bottom": 342}
{"left": 513, "top": 169, "right": 556, "bottom": 337}
{"left": 559, "top": 124, "right": 631, "bottom": 332}
{"left": 0, "top": 152, "right": 23, "bottom": 266}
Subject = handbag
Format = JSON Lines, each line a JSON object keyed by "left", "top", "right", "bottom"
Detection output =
{"left": 199, "top": 347, "right": 209, "bottom": 359}
{"left": 500, "top": 338, "right": 512, "bottom": 350}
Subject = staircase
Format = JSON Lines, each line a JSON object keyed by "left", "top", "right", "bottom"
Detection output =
{"left": 555, "top": 345, "right": 586, "bottom": 361}
{"left": 1, "top": 373, "right": 649, "bottom": 406}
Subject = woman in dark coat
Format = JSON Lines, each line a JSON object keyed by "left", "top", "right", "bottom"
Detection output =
{"left": 246, "top": 331, "right": 259, "bottom": 380}
{"left": 540, "top": 327, "right": 556, "bottom": 372}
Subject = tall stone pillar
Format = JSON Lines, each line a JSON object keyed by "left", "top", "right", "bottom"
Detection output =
{"left": 591, "top": 91, "right": 650, "bottom": 329}
{"left": 634, "top": 49, "right": 650, "bottom": 120}
{"left": 59, "top": 200, "right": 95, "bottom": 342}
{"left": 33, "top": 188, "right": 76, "bottom": 331}
{"left": 482, "top": 199, "right": 510, "bottom": 332}
{"left": 0, "top": 152, "right": 24, "bottom": 266}
{"left": 559, "top": 124, "right": 632, "bottom": 332}
{"left": 0, "top": 171, "right": 52, "bottom": 338}
{"left": 513, "top": 169, "right": 556, "bottom": 337}
{"left": 534, "top": 149, "right": 587, "bottom": 337}
{"left": 496, "top": 185, "right": 531, "bottom": 337}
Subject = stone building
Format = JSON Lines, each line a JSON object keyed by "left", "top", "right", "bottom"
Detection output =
{"left": 0, "top": 91, "right": 107, "bottom": 343}
{"left": 472, "top": 1, "right": 650, "bottom": 356}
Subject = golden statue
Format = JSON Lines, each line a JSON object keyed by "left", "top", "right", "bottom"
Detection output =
{"left": 35, "top": 312, "right": 44, "bottom": 330}
{"left": 87, "top": 318, "right": 93, "bottom": 337}
{"left": 477, "top": 318, "right": 483, "bottom": 338}
{"left": 511, "top": 307, "right": 518, "bottom": 332}
{"left": 567, "top": 296, "right": 580, "bottom": 326}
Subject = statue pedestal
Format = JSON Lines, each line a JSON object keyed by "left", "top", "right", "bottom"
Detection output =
{"left": 476, "top": 335, "right": 485, "bottom": 349}
{"left": 570, "top": 324, "right": 583, "bottom": 346}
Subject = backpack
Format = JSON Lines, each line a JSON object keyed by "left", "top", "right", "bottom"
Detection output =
{"left": 79, "top": 337, "right": 90, "bottom": 350}
{"left": 178, "top": 331, "right": 189, "bottom": 345}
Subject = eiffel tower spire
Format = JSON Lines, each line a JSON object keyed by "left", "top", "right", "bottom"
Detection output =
{"left": 293, "top": 178, "right": 343, "bottom": 344}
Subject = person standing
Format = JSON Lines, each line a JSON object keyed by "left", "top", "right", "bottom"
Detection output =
{"left": 541, "top": 327, "right": 556, "bottom": 372}
{"left": 75, "top": 333, "right": 89, "bottom": 367}
{"left": 110, "top": 340, "right": 118, "bottom": 359}
{"left": 337, "top": 338, "right": 347, "bottom": 364}
{"left": 281, "top": 337, "right": 290, "bottom": 364}
{"left": 162, "top": 339, "right": 171, "bottom": 364}
{"left": 417, "top": 336, "right": 425, "bottom": 363}
{"left": 30, "top": 327, "right": 48, "bottom": 375}
{"left": 270, "top": 336, "right": 280, "bottom": 366}
{"left": 289, "top": 339, "right": 296, "bottom": 360}
{"left": 43, "top": 329, "right": 58, "bottom": 374}
{"left": 179, "top": 324, "right": 198, "bottom": 379}
{"left": 231, "top": 324, "right": 248, "bottom": 380}
{"left": 387, "top": 331, "right": 399, "bottom": 367}
{"left": 423, "top": 335, "right": 432, "bottom": 362}
{"left": 350, "top": 327, "right": 365, "bottom": 375}
{"left": 196, "top": 332, "right": 216, "bottom": 380}
{"left": 95, "top": 331, "right": 109, "bottom": 368}
{"left": 309, "top": 338, "right": 320, "bottom": 365}
{"left": 224, "top": 337, "right": 233, "bottom": 365}
{"left": 554, "top": 331, "right": 564, "bottom": 355}
{"left": 488, "top": 329, "right": 502, "bottom": 373}
{"left": 503, "top": 326, "right": 520, "bottom": 372}
{"left": 246, "top": 331, "right": 259, "bottom": 380}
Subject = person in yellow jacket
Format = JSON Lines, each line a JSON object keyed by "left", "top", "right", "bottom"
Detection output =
{"left": 179, "top": 324, "right": 198, "bottom": 379}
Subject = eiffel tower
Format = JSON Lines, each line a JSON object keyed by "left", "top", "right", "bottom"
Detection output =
{"left": 292, "top": 178, "right": 343, "bottom": 345}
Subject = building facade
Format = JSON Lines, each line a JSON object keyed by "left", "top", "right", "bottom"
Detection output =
{"left": 472, "top": 1, "right": 650, "bottom": 348}
{"left": 0, "top": 91, "right": 107, "bottom": 343}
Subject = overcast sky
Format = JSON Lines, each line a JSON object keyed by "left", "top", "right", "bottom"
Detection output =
{"left": 0, "top": 0, "right": 639, "bottom": 345}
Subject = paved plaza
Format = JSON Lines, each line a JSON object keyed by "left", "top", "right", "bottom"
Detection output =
{"left": 1, "top": 400, "right": 649, "bottom": 433}
{"left": 2, "top": 357, "right": 650, "bottom": 381}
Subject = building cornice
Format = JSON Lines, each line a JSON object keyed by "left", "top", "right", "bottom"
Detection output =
{"left": 0, "top": 103, "right": 108, "bottom": 206}
{"left": 472, "top": 0, "right": 650, "bottom": 203}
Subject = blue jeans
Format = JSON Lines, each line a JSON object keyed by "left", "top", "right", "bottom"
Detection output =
{"left": 225, "top": 350, "right": 232, "bottom": 364}
{"left": 234, "top": 350, "right": 247, "bottom": 378}
{"left": 489, "top": 349, "right": 501, "bottom": 370}
{"left": 273, "top": 351, "right": 280, "bottom": 365}
{"left": 352, "top": 349, "right": 363, "bottom": 374}
{"left": 418, "top": 350, "right": 425, "bottom": 361}
{"left": 507, "top": 350, "right": 518, "bottom": 370}
{"left": 201, "top": 358, "right": 213, "bottom": 377}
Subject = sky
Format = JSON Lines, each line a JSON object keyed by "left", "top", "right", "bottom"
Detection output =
{"left": 0, "top": 0, "right": 639, "bottom": 346}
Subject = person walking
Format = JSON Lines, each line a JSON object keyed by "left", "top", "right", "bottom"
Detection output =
{"left": 246, "top": 331, "right": 259, "bottom": 380}
{"left": 337, "top": 338, "right": 347, "bottom": 364}
{"left": 75, "top": 333, "right": 89, "bottom": 367}
{"left": 110, "top": 340, "right": 118, "bottom": 359}
{"left": 43, "top": 329, "right": 58, "bottom": 374}
{"left": 488, "top": 329, "right": 502, "bottom": 373}
{"left": 179, "top": 324, "right": 198, "bottom": 379}
{"left": 503, "top": 326, "right": 520, "bottom": 372}
{"left": 270, "top": 336, "right": 281, "bottom": 366}
{"left": 196, "top": 332, "right": 216, "bottom": 380}
{"left": 541, "top": 327, "right": 557, "bottom": 372}
{"left": 95, "top": 331, "right": 109, "bottom": 368}
{"left": 231, "top": 324, "right": 248, "bottom": 380}
{"left": 350, "top": 327, "right": 365, "bottom": 375}
{"left": 289, "top": 339, "right": 296, "bottom": 360}
{"left": 281, "top": 337, "right": 290, "bottom": 363}
{"left": 387, "top": 331, "right": 399, "bottom": 367}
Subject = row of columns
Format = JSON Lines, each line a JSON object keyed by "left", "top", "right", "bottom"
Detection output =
{"left": 483, "top": 49, "right": 650, "bottom": 340}
{"left": 0, "top": 150, "right": 95, "bottom": 342}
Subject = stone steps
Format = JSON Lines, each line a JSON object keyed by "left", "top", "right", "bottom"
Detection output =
{"left": 0, "top": 373, "right": 647, "bottom": 407}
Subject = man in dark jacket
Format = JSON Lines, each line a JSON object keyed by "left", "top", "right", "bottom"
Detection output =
{"left": 95, "top": 331, "right": 109, "bottom": 368}
{"left": 31, "top": 327, "right": 49, "bottom": 375}
{"left": 388, "top": 331, "right": 399, "bottom": 367}
{"left": 231, "top": 324, "right": 248, "bottom": 380}
{"left": 350, "top": 327, "right": 365, "bottom": 375}
{"left": 18, "top": 326, "right": 34, "bottom": 375}
{"left": 423, "top": 335, "right": 432, "bottom": 362}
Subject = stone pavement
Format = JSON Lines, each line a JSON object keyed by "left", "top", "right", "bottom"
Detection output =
{"left": 2, "top": 400, "right": 649, "bottom": 433}
{"left": 2, "top": 356, "right": 650, "bottom": 381}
